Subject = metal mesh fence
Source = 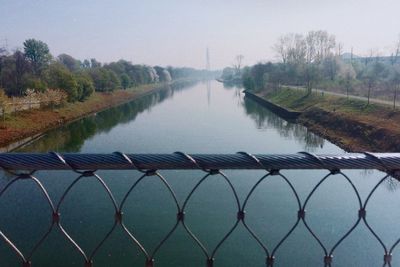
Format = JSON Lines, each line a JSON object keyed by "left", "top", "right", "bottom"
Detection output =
{"left": 0, "top": 152, "right": 400, "bottom": 267}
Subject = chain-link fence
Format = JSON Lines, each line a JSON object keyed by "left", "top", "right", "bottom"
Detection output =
{"left": 1, "top": 152, "right": 400, "bottom": 267}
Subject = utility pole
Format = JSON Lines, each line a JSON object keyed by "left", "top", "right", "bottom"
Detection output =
{"left": 0, "top": 38, "right": 8, "bottom": 50}
{"left": 0, "top": 38, "right": 8, "bottom": 54}
{"left": 350, "top": 47, "right": 353, "bottom": 64}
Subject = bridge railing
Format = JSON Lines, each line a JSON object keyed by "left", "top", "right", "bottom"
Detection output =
{"left": 1, "top": 152, "right": 400, "bottom": 267}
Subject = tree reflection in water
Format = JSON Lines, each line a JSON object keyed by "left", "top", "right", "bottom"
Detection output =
{"left": 242, "top": 97, "right": 325, "bottom": 151}
{"left": 16, "top": 80, "right": 199, "bottom": 152}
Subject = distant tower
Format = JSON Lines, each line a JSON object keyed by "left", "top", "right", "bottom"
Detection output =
{"left": 206, "top": 47, "right": 210, "bottom": 71}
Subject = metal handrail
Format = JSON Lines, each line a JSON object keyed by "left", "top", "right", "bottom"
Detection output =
{"left": 1, "top": 151, "right": 400, "bottom": 267}
{"left": 0, "top": 152, "right": 399, "bottom": 171}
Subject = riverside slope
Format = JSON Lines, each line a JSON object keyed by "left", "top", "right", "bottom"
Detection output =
{"left": 251, "top": 87, "right": 400, "bottom": 152}
{"left": 0, "top": 82, "right": 175, "bottom": 152}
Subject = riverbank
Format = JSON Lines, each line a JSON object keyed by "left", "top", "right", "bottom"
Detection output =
{"left": 253, "top": 87, "right": 400, "bottom": 152}
{"left": 244, "top": 90, "right": 301, "bottom": 120}
{"left": 0, "top": 82, "right": 177, "bottom": 151}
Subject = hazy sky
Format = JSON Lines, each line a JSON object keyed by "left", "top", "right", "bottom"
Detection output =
{"left": 1, "top": 0, "right": 399, "bottom": 69}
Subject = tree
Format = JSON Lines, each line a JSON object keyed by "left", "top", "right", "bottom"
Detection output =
{"left": 23, "top": 39, "right": 51, "bottom": 75}
{"left": 251, "top": 63, "right": 274, "bottom": 90}
{"left": 388, "top": 66, "right": 400, "bottom": 109}
{"left": 304, "top": 64, "right": 320, "bottom": 95}
{"left": 273, "top": 35, "right": 291, "bottom": 64}
{"left": 147, "top": 67, "right": 159, "bottom": 83}
{"left": 154, "top": 66, "right": 171, "bottom": 82}
{"left": 0, "top": 51, "right": 31, "bottom": 96}
{"left": 221, "top": 67, "right": 235, "bottom": 81}
{"left": 46, "top": 62, "right": 78, "bottom": 102}
{"left": 267, "top": 64, "right": 285, "bottom": 90}
{"left": 362, "top": 62, "right": 386, "bottom": 105}
{"left": 82, "top": 59, "right": 91, "bottom": 68}
{"left": 120, "top": 73, "right": 130, "bottom": 89}
{"left": 0, "top": 48, "right": 7, "bottom": 88}
{"left": 75, "top": 73, "right": 94, "bottom": 101}
{"left": 305, "top": 31, "right": 335, "bottom": 63}
{"left": 390, "top": 34, "right": 400, "bottom": 65}
{"left": 13, "top": 50, "right": 30, "bottom": 95}
{"left": 89, "top": 68, "right": 120, "bottom": 92}
{"left": 0, "top": 89, "right": 8, "bottom": 121}
{"left": 242, "top": 67, "right": 255, "bottom": 91}
{"left": 321, "top": 56, "right": 339, "bottom": 81}
{"left": 58, "top": 54, "right": 80, "bottom": 72}
{"left": 90, "top": 58, "right": 101, "bottom": 68}
{"left": 273, "top": 33, "right": 306, "bottom": 65}
{"left": 233, "top": 55, "right": 244, "bottom": 75}
{"left": 338, "top": 63, "right": 356, "bottom": 99}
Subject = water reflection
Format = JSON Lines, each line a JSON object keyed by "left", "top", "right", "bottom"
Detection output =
{"left": 242, "top": 97, "right": 325, "bottom": 151}
{"left": 17, "top": 80, "right": 198, "bottom": 152}
{"left": 221, "top": 81, "right": 243, "bottom": 90}
{"left": 3, "top": 81, "right": 400, "bottom": 267}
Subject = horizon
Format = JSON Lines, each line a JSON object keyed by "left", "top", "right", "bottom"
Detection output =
{"left": 1, "top": 0, "right": 400, "bottom": 69}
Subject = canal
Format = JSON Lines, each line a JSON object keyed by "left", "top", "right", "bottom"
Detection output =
{"left": 1, "top": 81, "right": 399, "bottom": 266}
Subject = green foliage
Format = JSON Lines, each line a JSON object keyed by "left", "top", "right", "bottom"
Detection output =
{"left": 154, "top": 66, "right": 171, "bottom": 82}
{"left": 243, "top": 76, "right": 255, "bottom": 91}
{"left": 90, "top": 58, "right": 101, "bottom": 68}
{"left": 46, "top": 63, "right": 78, "bottom": 102}
{"left": 23, "top": 39, "right": 51, "bottom": 75}
{"left": 0, "top": 51, "right": 31, "bottom": 96}
{"left": 82, "top": 59, "right": 91, "bottom": 69}
{"left": 23, "top": 75, "right": 47, "bottom": 92}
{"left": 89, "top": 68, "right": 120, "bottom": 92}
{"left": 241, "top": 67, "right": 255, "bottom": 91}
{"left": 58, "top": 54, "right": 81, "bottom": 72}
{"left": 221, "top": 67, "right": 235, "bottom": 81}
{"left": 167, "top": 66, "right": 218, "bottom": 80}
{"left": 75, "top": 73, "right": 94, "bottom": 101}
{"left": 120, "top": 73, "right": 131, "bottom": 89}
{"left": 1, "top": 38, "right": 209, "bottom": 106}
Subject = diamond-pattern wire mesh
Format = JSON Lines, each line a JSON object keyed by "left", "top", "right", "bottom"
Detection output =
{"left": 0, "top": 152, "right": 399, "bottom": 267}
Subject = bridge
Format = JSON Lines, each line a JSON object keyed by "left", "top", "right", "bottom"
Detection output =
{"left": 0, "top": 152, "right": 399, "bottom": 266}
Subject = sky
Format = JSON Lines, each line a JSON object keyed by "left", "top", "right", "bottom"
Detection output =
{"left": 0, "top": 0, "right": 399, "bottom": 69}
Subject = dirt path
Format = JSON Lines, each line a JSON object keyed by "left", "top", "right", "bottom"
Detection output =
{"left": 287, "top": 85, "right": 395, "bottom": 107}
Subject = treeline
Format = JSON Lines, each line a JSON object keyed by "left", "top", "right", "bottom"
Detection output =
{"left": 0, "top": 39, "right": 212, "bottom": 102}
{"left": 242, "top": 30, "right": 400, "bottom": 105}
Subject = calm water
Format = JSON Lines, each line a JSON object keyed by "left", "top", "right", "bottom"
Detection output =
{"left": 1, "top": 81, "right": 400, "bottom": 266}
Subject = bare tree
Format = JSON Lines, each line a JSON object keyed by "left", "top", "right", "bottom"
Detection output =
{"left": 275, "top": 31, "right": 336, "bottom": 66}
{"left": 390, "top": 34, "right": 400, "bottom": 65}
{"left": 233, "top": 55, "right": 244, "bottom": 74}
{"left": 273, "top": 33, "right": 306, "bottom": 65}
{"left": 305, "top": 30, "right": 336, "bottom": 63}
{"left": 362, "top": 62, "right": 385, "bottom": 105}
{"left": 389, "top": 66, "right": 400, "bottom": 109}
{"left": 338, "top": 63, "right": 356, "bottom": 99}
{"left": 364, "top": 49, "right": 380, "bottom": 66}
{"left": 273, "top": 35, "right": 290, "bottom": 64}
{"left": 336, "top": 43, "right": 344, "bottom": 57}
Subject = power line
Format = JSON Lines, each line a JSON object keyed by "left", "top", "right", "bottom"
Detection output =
{"left": 0, "top": 38, "right": 8, "bottom": 52}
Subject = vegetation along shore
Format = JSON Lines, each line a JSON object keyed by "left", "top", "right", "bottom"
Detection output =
{"left": 240, "top": 30, "right": 400, "bottom": 152}
{"left": 248, "top": 87, "right": 400, "bottom": 152}
{"left": 0, "top": 39, "right": 217, "bottom": 150}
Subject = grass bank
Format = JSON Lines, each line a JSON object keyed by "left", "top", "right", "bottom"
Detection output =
{"left": 0, "top": 82, "right": 173, "bottom": 151}
{"left": 257, "top": 87, "right": 400, "bottom": 152}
